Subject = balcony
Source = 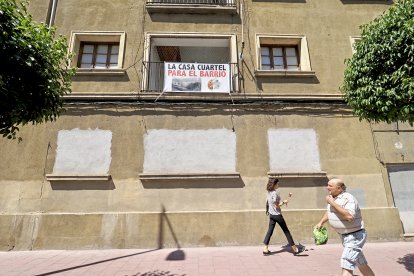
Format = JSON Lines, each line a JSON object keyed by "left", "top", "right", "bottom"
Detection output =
{"left": 145, "top": 0, "right": 237, "bottom": 14}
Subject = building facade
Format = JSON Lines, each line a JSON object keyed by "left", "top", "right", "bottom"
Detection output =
{"left": 0, "top": 0, "right": 413, "bottom": 250}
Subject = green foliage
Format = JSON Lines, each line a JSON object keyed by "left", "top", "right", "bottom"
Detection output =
{"left": 342, "top": 0, "right": 414, "bottom": 125}
{"left": 0, "top": 0, "right": 75, "bottom": 139}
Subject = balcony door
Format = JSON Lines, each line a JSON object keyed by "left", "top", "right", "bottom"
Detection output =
{"left": 143, "top": 35, "right": 238, "bottom": 93}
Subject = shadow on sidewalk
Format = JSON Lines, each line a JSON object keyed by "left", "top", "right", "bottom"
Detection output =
{"left": 36, "top": 205, "right": 186, "bottom": 275}
{"left": 135, "top": 271, "right": 185, "bottom": 276}
{"left": 35, "top": 249, "right": 160, "bottom": 276}
{"left": 263, "top": 244, "right": 309, "bottom": 257}
{"left": 397, "top": 253, "right": 414, "bottom": 274}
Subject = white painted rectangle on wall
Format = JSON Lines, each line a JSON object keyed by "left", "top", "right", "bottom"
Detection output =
{"left": 143, "top": 129, "right": 236, "bottom": 173}
{"left": 268, "top": 129, "right": 321, "bottom": 172}
{"left": 53, "top": 129, "right": 112, "bottom": 174}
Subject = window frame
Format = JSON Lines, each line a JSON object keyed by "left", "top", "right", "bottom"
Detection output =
{"left": 260, "top": 44, "right": 300, "bottom": 71}
{"left": 350, "top": 36, "right": 362, "bottom": 54}
{"left": 69, "top": 31, "right": 126, "bottom": 75}
{"left": 77, "top": 42, "right": 120, "bottom": 69}
{"left": 255, "top": 34, "right": 315, "bottom": 77}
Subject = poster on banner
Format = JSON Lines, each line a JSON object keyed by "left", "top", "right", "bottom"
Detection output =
{"left": 163, "top": 62, "right": 230, "bottom": 93}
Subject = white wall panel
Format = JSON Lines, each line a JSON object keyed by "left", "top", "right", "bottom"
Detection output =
{"left": 143, "top": 129, "right": 236, "bottom": 173}
{"left": 53, "top": 129, "right": 112, "bottom": 174}
{"left": 268, "top": 128, "right": 321, "bottom": 172}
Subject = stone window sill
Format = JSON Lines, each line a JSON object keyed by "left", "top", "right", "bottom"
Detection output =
{"left": 139, "top": 172, "right": 240, "bottom": 180}
{"left": 74, "top": 69, "right": 126, "bottom": 76}
{"left": 267, "top": 171, "right": 327, "bottom": 178}
{"left": 46, "top": 174, "right": 111, "bottom": 181}
{"left": 255, "top": 70, "right": 316, "bottom": 78}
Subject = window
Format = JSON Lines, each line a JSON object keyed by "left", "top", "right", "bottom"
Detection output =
{"left": 260, "top": 45, "right": 299, "bottom": 71}
{"left": 350, "top": 36, "right": 362, "bottom": 54}
{"left": 78, "top": 43, "right": 119, "bottom": 69}
{"left": 142, "top": 33, "right": 238, "bottom": 93}
{"left": 69, "top": 31, "right": 126, "bottom": 75}
{"left": 256, "top": 34, "right": 314, "bottom": 77}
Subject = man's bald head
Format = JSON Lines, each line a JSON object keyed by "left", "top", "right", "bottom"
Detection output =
{"left": 327, "top": 178, "right": 346, "bottom": 197}
{"left": 329, "top": 178, "right": 346, "bottom": 190}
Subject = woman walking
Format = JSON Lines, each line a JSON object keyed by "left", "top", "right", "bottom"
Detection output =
{"left": 263, "top": 178, "right": 305, "bottom": 255}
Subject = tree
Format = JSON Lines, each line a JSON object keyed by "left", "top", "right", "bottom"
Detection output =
{"left": 0, "top": 0, "right": 75, "bottom": 139}
{"left": 342, "top": 0, "right": 414, "bottom": 125}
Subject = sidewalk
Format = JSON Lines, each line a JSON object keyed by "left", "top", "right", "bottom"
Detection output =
{"left": 0, "top": 241, "right": 412, "bottom": 276}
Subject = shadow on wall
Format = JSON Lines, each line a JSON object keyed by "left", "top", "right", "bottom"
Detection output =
{"left": 71, "top": 74, "right": 130, "bottom": 82}
{"left": 252, "top": 0, "right": 306, "bottom": 2}
{"left": 148, "top": 13, "right": 241, "bottom": 24}
{"left": 274, "top": 177, "right": 329, "bottom": 209}
{"left": 277, "top": 177, "right": 329, "bottom": 188}
{"left": 50, "top": 177, "right": 116, "bottom": 190}
{"left": 397, "top": 253, "right": 414, "bottom": 274}
{"left": 141, "top": 177, "right": 245, "bottom": 189}
{"left": 340, "top": 0, "right": 394, "bottom": 4}
{"left": 255, "top": 75, "right": 320, "bottom": 88}
{"left": 62, "top": 101, "right": 354, "bottom": 118}
{"left": 158, "top": 205, "right": 186, "bottom": 261}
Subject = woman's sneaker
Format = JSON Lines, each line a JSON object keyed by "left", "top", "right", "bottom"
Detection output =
{"left": 263, "top": 250, "right": 271, "bottom": 256}
{"left": 294, "top": 244, "right": 306, "bottom": 255}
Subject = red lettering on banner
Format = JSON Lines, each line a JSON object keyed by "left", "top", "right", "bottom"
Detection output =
{"left": 200, "top": 71, "right": 227, "bottom": 77}
{"left": 168, "top": 70, "right": 187, "bottom": 77}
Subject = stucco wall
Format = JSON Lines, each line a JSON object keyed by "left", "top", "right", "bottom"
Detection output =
{"left": 0, "top": 208, "right": 402, "bottom": 251}
{"left": 27, "top": 0, "right": 393, "bottom": 96}
{"left": 0, "top": 106, "right": 388, "bottom": 212}
{"left": 5, "top": 0, "right": 406, "bottom": 250}
{"left": 0, "top": 105, "right": 406, "bottom": 249}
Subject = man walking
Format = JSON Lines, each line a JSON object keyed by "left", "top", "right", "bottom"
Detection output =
{"left": 316, "top": 178, "right": 375, "bottom": 276}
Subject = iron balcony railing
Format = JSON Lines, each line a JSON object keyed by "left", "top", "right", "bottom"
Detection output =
{"left": 146, "top": 0, "right": 236, "bottom": 7}
{"left": 142, "top": 61, "right": 239, "bottom": 93}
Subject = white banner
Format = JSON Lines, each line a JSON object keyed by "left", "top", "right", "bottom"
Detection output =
{"left": 163, "top": 62, "right": 230, "bottom": 93}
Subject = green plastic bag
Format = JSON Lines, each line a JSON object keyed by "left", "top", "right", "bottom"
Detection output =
{"left": 313, "top": 226, "right": 328, "bottom": 245}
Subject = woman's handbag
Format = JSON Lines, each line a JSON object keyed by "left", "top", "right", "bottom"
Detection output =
{"left": 313, "top": 226, "right": 328, "bottom": 245}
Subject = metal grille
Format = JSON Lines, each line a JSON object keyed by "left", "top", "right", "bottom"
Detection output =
{"left": 146, "top": 0, "right": 235, "bottom": 6}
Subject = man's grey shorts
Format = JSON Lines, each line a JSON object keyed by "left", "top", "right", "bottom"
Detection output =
{"left": 340, "top": 229, "right": 368, "bottom": 270}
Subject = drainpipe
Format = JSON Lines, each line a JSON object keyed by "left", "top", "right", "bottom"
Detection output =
{"left": 240, "top": 1, "right": 244, "bottom": 61}
{"left": 48, "top": 0, "right": 58, "bottom": 28}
